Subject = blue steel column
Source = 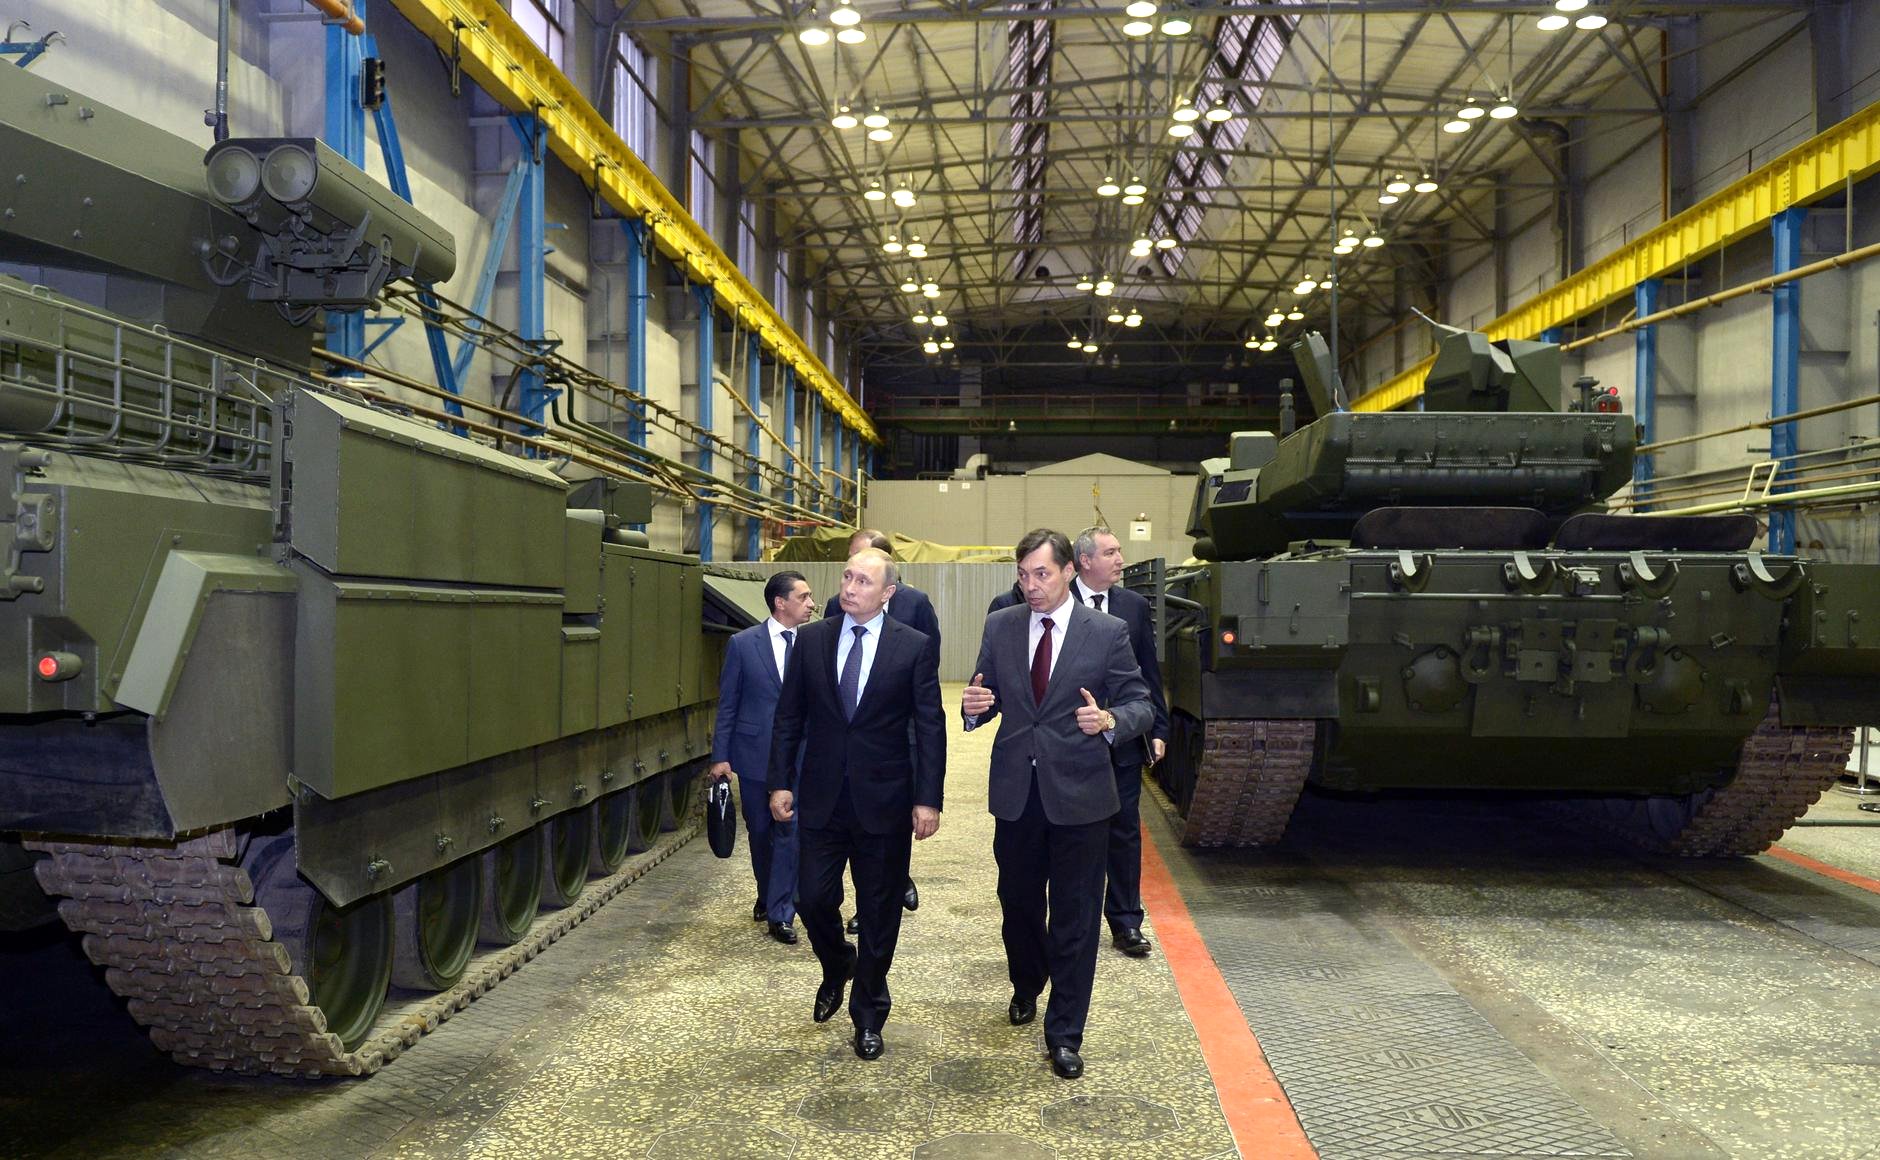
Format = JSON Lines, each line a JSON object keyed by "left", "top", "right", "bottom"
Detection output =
{"left": 1633, "top": 279, "right": 1661, "bottom": 501}
{"left": 511, "top": 115, "right": 548, "bottom": 428}
{"left": 808, "top": 393, "right": 822, "bottom": 516}
{"left": 781, "top": 366, "right": 797, "bottom": 516}
{"left": 323, "top": 6, "right": 367, "bottom": 361}
{"left": 745, "top": 336, "right": 763, "bottom": 559}
{"left": 694, "top": 285, "right": 716, "bottom": 561}
{"left": 622, "top": 221, "right": 650, "bottom": 450}
{"left": 1770, "top": 208, "right": 1805, "bottom": 554}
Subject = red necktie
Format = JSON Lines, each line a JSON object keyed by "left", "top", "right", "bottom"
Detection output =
{"left": 1031, "top": 617, "right": 1054, "bottom": 706}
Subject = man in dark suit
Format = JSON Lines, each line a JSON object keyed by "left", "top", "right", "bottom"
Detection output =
{"left": 962, "top": 528, "right": 1154, "bottom": 1080}
{"left": 1070, "top": 526, "right": 1170, "bottom": 959}
{"left": 825, "top": 528, "right": 934, "bottom": 921}
{"left": 709, "top": 571, "right": 815, "bottom": 945}
{"left": 771, "top": 549, "right": 946, "bottom": 1061}
{"left": 987, "top": 581, "right": 1023, "bottom": 615}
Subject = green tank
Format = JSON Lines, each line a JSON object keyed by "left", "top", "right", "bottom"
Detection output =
{"left": 1141, "top": 326, "right": 1875, "bottom": 854}
{"left": 0, "top": 66, "right": 721, "bottom": 1075}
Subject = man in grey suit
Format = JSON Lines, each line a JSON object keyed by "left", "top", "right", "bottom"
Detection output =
{"left": 709, "top": 571, "right": 815, "bottom": 945}
{"left": 962, "top": 528, "right": 1154, "bottom": 1080}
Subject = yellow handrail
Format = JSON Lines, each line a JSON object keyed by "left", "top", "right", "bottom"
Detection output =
{"left": 387, "top": 0, "right": 879, "bottom": 443}
{"left": 1353, "top": 100, "right": 1880, "bottom": 412}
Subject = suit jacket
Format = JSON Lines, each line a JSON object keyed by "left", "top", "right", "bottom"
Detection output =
{"left": 987, "top": 586, "right": 1023, "bottom": 615}
{"left": 966, "top": 602, "right": 1153, "bottom": 826}
{"left": 769, "top": 614, "right": 946, "bottom": 834}
{"left": 1073, "top": 580, "right": 1170, "bottom": 767}
{"left": 826, "top": 585, "right": 940, "bottom": 652}
{"left": 711, "top": 622, "right": 788, "bottom": 784}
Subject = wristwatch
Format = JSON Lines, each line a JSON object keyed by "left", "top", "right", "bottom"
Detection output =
{"left": 1101, "top": 710, "right": 1116, "bottom": 732}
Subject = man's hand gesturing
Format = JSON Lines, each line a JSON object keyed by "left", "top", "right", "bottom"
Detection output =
{"left": 961, "top": 672, "right": 994, "bottom": 717}
{"left": 1075, "top": 687, "right": 1114, "bottom": 736}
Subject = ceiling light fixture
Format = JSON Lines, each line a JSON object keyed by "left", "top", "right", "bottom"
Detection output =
{"left": 1386, "top": 174, "right": 1411, "bottom": 194}
{"left": 1362, "top": 232, "right": 1384, "bottom": 248}
{"left": 1442, "top": 117, "right": 1470, "bottom": 134}
{"left": 890, "top": 185, "right": 916, "bottom": 208}
{"left": 798, "top": 22, "right": 831, "bottom": 46}
{"left": 1554, "top": 0, "right": 1589, "bottom": 10}
{"left": 1259, "top": 339, "right": 1278, "bottom": 352}
{"left": 1489, "top": 95, "right": 1519, "bottom": 120}
{"left": 831, "top": 105, "right": 858, "bottom": 130}
{"left": 866, "top": 125, "right": 893, "bottom": 142}
{"left": 864, "top": 180, "right": 886, "bottom": 202}
{"left": 1124, "top": 312, "right": 1142, "bottom": 328}
{"left": 922, "top": 284, "right": 940, "bottom": 298}
{"left": 931, "top": 313, "right": 949, "bottom": 328}
{"left": 836, "top": 26, "right": 865, "bottom": 44}
{"left": 1414, "top": 173, "right": 1439, "bottom": 193}
{"left": 1067, "top": 337, "right": 1084, "bottom": 350}
{"left": 1458, "top": 98, "right": 1485, "bottom": 120}
{"left": 1172, "top": 100, "right": 1201, "bottom": 123}
{"left": 1292, "top": 277, "right": 1317, "bottom": 295}
{"left": 900, "top": 279, "right": 919, "bottom": 293}
{"left": 1082, "top": 342, "right": 1099, "bottom": 353}
{"left": 1121, "top": 193, "right": 1145, "bottom": 206}
{"left": 1097, "top": 177, "right": 1120, "bottom": 197}
{"left": 1075, "top": 277, "right": 1094, "bottom": 291}
{"left": 1122, "top": 19, "right": 1153, "bottom": 36}
{"left": 1125, "top": 0, "right": 1157, "bottom": 16}
{"left": 1160, "top": 10, "right": 1193, "bottom": 36}
{"left": 1094, "top": 279, "right": 1115, "bottom": 296}
{"left": 1107, "top": 311, "right": 1125, "bottom": 324}
{"left": 830, "top": 0, "right": 861, "bottom": 26}
{"left": 1243, "top": 337, "right": 1259, "bottom": 350}
{"left": 1156, "top": 237, "right": 1177, "bottom": 250}
{"left": 922, "top": 340, "right": 939, "bottom": 354}
{"left": 861, "top": 107, "right": 889, "bottom": 130}
{"left": 1123, "top": 180, "right": 1147, "bottom": 197}
{"left": 1286, "top": 309, "right": 1304, "bottom": 321}
{"left": 1536, "top": 13, "right": 1569, "bottom": 29}
{"left": 882, "top": 234, "right": 903, "bottom": 254}
{"left": 1264, "top": 312, "right": 1284, "bottom": 328}
{"left": 1575, "top": 13, "right": 1608, "bottom": 29}
{"left": 939, "top": 339, "right": 954, "bottom": 350}
{"left": 1204, "top": 101, "right": 1233, "bottom": 123}
{"left": 912, "top": 311, "right": 929, "bottom": 324}
{"left": 1167, "top": 122, "right": 1194, "bottom": 138}
{"left": 906, "top": 238, "right": 927, "bottom": 258}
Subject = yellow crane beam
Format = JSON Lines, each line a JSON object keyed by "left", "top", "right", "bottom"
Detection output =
{"left": 1353, "top": 100, "right": 1880, "bottom": 412}
{"left": 387, "top": 0, "right": 880, "bottom": 443}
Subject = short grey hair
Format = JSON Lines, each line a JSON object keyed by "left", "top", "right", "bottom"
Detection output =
{"left": 851, "top": 547, "right": 900, "bottom": 591}
{"left": 1073, "top": 525, "right": 1115, "bottom": 568}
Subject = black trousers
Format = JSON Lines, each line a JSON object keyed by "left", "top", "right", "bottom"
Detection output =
{"left": 1103, "top": 761, "right": 1144, "bottom": 933}
{"left": 797, "top": 783, "right": 912, "bottom": 1033}
{"left": 737, "top": 777, "right": 797, "bottom": 923}
{"left": 994, "top": 773, "right": 1110, "bottom": 1051}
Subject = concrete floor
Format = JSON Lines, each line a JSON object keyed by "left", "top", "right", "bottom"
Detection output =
{"left": 1, "top": 682, "right": 1877, "bottom": 1159}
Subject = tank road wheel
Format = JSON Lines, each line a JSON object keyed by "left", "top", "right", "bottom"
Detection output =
{"left": 390, "top": 858, "right": 484, "bottom": 991}
{"left": 479, "top": 829, "right": 544, "bottom": 944}
{"left": 540, "top": 808, "right": 592, "bottom": 908}
{"left": 590, "top": 792, "right": 634, "bottom": 875}
{"left": 246, "top": 835, "right": 394, "bottom": 1052}
{"left": 627, "top": 774, "right": 666, "bottom": 853}
{"left": 663, "top": 765, "right": 700, "bottom": 830}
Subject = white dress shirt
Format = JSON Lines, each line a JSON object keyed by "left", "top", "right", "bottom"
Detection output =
{"left": 764, "top": 617, "right": 795, "bottom": 681}
{"left": 836, "top": 608, "right": 887, "bottom": 700}
{"left": 1027, "top": 592, "right": 1077, "bottom": 682}
{"left": 1071, "top": 577, "right": 1115, "bottom": 616}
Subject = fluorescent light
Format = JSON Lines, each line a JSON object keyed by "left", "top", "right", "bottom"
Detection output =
{"left": 1122, "top": 20, "right": 1152, "bottom": 36}
{"left": 1204, "top": 103, "right": 1232, "bottom": 123}
{"left": 1489, "top": 100, "right": 1518, "bottom": 120}
{"left": 1156, "top": 237, "right": 1177, "bottom": 250}
{"left": 1414, "top": 174, "right": 1439, "bottom": 193}
{"left": 1536, "top": 14, "right": 1569, "bottom": 30}
{"left": 862, "top": 110, "right": 889, "bottom": 129}
{"left": 1121, "top": 193, "right": 1144, "bottom": 205}
{"left": 830, "top": 1, "right": 861, "bottom": 26}
{"left": 1123, "top": 181, "right": 1147, "bottom": 196}
{"left": 1125, "top": 0, "right": 1157, "bottom": 16}
{"left": 1575, "top": 13, "right": 1608, "bottom": 29}
{"left": 1160, "top": 17, "right": 1192, "bottom": 35}
{"left": 931, "top": 314, "right": 948, "bottom": 327}
{"left": 831, "top": 107, "right": 858, "bottom": 130}
{"left": 866, "top": 126, "right": 893, "bottom": 142}
{"left": 1385, "top": 174, "right": 1411, "bottom": 194}
{"left": 798, "top": 27, "right": 831, "bottom": 46}
{"left": 1097, "top": 179, "right": 1120, "bottom": 196}
{"left": 1167, "top": 122, "right": 1194, "bottom": 138}
{"left": 836, "top": 27, "right": 865, "bottom": 44}
{"left": 1442, "top": 118, "right": 1470, "bottom": 134}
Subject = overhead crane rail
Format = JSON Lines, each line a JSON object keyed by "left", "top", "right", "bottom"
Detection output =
{"left": 1354, "top": 98, "right": 1880, "bottom": 412}
{"left": 386, "top": 0, "right": 878, "bottom": 444}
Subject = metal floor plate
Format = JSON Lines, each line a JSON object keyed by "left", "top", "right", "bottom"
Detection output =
{"left": 1159, "top": 837, "right": 1631, "bottom": 1158}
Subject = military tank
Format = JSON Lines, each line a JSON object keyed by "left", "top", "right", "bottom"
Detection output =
{"left": 1142, "top": 324, "right": 1876, "bottom": 854}
{"left": 0, "top": 66, "right": 725, "bottom": 1075}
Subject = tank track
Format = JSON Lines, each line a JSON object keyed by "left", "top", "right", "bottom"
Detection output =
{"left": 1579, "top": 703, "right": 1852, "bottom": 857}
{"left": 1179, "top": 718, "right": 1320, "bottom": 847}
{"left": 27, "top": 818, "right": 696, "bottom": 1078}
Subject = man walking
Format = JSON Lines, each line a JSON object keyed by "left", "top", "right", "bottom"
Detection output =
{"left": 1070, "top": 526, "right": 1169, "bottom": 959}
{"left": 771, "top": 549, "right": 946, "bottom": 1061}
{"left": 962, "top": 529, "right": 1154, "bottom": 1080}
{"left": 709, "top": 572, "right": 815, "bottom": 945}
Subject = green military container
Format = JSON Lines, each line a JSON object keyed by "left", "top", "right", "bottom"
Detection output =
{"left": 0, "top": 68, "right": 730, "bottom": 1078}
{"left": 1140, "top": 327, "right": 1877, "bottom": 854}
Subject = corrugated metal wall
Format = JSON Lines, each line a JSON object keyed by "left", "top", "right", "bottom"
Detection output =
{"left": 735, "top": 562, "right": 1020, "bottom": 681}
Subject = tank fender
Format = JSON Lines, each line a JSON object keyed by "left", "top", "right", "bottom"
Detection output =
{"left": 115, "top": 550, "right": 296, "bottom": 718}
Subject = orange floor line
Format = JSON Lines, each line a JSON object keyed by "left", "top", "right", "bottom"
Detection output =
{"left": 1766, "top": 843, "right": 1880, "bottom": 896}
{"left": 1141, "top": 828, "right": 1317, "bottom": 1159}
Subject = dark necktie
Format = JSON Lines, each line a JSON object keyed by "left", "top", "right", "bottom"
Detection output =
{"left": 780, "top": 629, "right": 794, "bottom": 679}
{"left": 1090, "top": 593, "right": 1104, "bottom": 613}
{"left": 839, "top": 625, "right": 867, "bottom": 719}
{"left": 1031, "top": 617, "right": 1054, "bottom": 706}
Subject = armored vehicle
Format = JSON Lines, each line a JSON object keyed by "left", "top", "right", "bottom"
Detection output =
{"left": 1144, "top": 326, "right": 1875, "bottom": 854}
{"left": 0, "top": 66, "right": 726, "bottom": 1075}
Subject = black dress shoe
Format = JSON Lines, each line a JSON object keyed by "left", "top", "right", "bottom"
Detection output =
{"left": 767, "top": 920, "right": 798, "bottom": 945}
{"left": 752, "top": 899, "right": 766, "bottom": 922}
{"left": 854, "top": 1029, "right": 884, "bottom": 1060}
{"left": 814, "top": 978, "right": 845, "bottom": 1023}
{"left": 845, "top": 914, "right": 860, "bottom": 935}
{"left": 1008, "top": 994, "right": 1037, "bottom": 1026}
{"left": 1112, "top": 928, "right": 1152, "bottom": 958}
{"left": 1049, "top": 1046, "right": 1083, "bottom": 1079}
{"left": 902, "top": 878, "right": 919, "bottom": 912}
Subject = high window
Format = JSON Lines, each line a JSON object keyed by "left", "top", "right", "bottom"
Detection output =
{"left": 610, "top": 32, "right": 656, "bottom": 159}
{"left": 511, "top": 0, "right": 566, "bottom": 67}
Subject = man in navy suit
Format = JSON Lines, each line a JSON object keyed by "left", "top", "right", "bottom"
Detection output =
{"left": 1071, "top": 526, "right": 1170, "bottom": 959}
{"left": 710, "top": 571, "right": 815, "bottom": 945}
{"left": 771, "top": 549, "right": 946, "bottom": 1061}
{"left": 825, "top": 528, "right": 936, "bottom": 921}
